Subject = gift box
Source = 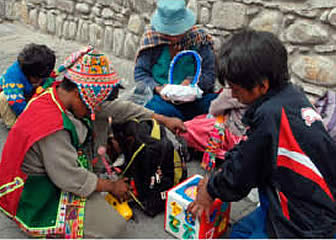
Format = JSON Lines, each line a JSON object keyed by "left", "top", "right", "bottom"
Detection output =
{"left": 164, "top": 175, "right": 230, "bottom": 239}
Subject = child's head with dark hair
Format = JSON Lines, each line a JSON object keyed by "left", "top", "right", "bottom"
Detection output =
{"left": 217, "top": 29, "right": 289, "bottom": 91}
{"left": 18, "top": 43, "right": 56, "bottom": 81}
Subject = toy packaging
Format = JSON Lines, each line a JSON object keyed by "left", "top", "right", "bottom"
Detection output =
{"left": 164, "top": 175, "right": 230, "bottom": 239}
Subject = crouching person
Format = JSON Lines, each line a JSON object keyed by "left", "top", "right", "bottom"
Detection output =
{"left": 188, "top": 30, "right": 336, "bottom": 238}
{"left": 0, "top": 47, "right": 185, "bottom": 238}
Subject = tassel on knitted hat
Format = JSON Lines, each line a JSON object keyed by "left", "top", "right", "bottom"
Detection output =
{"left": 62, "top": 46, "right": 121, "bottom": 120}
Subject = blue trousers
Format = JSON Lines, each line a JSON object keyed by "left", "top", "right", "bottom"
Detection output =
{"left": 230, "top": 206, "right": 268, "bottom": 238}
{"left": 145, "top": 93, "right": 218, "bottom": 121}
{"left": 230, "top": 190, "right": 269, "bottom": 238}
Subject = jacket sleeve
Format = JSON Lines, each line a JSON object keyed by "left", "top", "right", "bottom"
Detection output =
{"left": 134, "top": 48, "right": 160, "bottom": 91}
{"left": 197, "top": 44, "right": 216, "bottom": 93}
{"left": 38, "top": 130, "right": 98, "bottom": 197}
{"left": 207, "top": 111, "right": 275, "bottom": 202}
{"left": 2, "top": 81, "right": 27, "bottom": 116}
{"left": 97, "top": 99, "right": 154, "bottom": 124}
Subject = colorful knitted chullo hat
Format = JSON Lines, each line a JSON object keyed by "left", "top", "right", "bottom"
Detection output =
{"left": 61, "top": 46, "right": 121, "bottom": 120}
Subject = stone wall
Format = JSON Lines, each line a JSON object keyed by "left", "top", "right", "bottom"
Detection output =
{"left": 1, "top": 0, "right": 336, "bottom": 98}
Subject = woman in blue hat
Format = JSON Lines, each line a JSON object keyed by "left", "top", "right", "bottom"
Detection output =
{"left": 134, "top": 0, "right": 217, "bottom": 121}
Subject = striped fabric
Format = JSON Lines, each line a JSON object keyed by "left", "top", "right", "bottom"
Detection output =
{"left": 136, "top": 25, "right": 214, "bottom": 59}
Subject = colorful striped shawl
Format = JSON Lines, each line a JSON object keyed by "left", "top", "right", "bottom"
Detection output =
{"left": 135, "top": 25, "right": 214, "bottom": 60}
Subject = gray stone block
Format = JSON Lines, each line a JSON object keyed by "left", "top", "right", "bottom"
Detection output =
{"left": 249, "top": 10, "right": 283, "bottom": 35}
{"left": 89, "top": 23, "right": 104, "bottom": 48}
{"left": 328, "top": 8, "right": 336, "bottom": 26}
{"left": 27, "top": 0, "right": 46, "bottom": 5}
{"left": 56, "top": 14, "right": 66, "bottom": 38}
{"left": 76, "top": 19, "right": 89, "bottom": 42}
{"left": 291, "top": 55, "right": 336, "bottom": 87}
{"left": 129, "top": 0, "right": 154, "bottom": 14}
{"left": 285, "top": 21, "right": 328, "bottom": 45}
{"left": 113, "top": 28, "right": 125, "bottom": 57}
{"left": 128, "top": 14, "right": 144, "bottom": 35}
{"left": 310, "top": 0, "right": 336, "bottom": 9}
{"left": 68, "top": 21, "right": 77, "bottom": 40}
{"left": 46, "top": 0, "right": 56, "bottom": 9}
{"left": 38, "top": 10, "right": 48, "bottom": 33}
{"left": 76, "top": 3, "right": 90, "bottom": 14}
{"left": 199, "top": 7, "right": 210, "bottom": 24}
{"left": 28, "top": 8, "right": 38, "bottom": 28}
{"left": 0, "top": 0, "right": 5, "bottom": 18}
{"left": 103, "top": 26, "right": 113, "bottom": 51}
{"left": 56, "top": 0, "right": 75, "bottom": 14}
{"left": 123, "top": 32, "right": 139, "bottom": 60}
{"left": 314, "top": 45, "right": 336, "bottom": 54}
{"left": 102, "top": 7, "right": 114, "bottom": 19}
{"left": 47, "top": 11, "right": 56, "bottom": 34}
{"left": 211, "top": 2, "right": 248, "bottom": 30}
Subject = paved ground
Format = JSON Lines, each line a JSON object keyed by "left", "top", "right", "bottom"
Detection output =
{"left": 0, "top": 21, "right": 258, "bottom": 238}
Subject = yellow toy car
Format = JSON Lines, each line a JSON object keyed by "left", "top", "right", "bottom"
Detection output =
{"left": 105, "top": 193, "right": 133, "bottom": 221}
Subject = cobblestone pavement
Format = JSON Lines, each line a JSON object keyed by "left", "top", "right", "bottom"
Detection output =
{"left": 0, "top": 21, "right": 258, "bottom": 238}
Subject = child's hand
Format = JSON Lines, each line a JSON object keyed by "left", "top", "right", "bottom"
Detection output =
{"left": 110, "top": 177, "right": 130, "bottom": 202}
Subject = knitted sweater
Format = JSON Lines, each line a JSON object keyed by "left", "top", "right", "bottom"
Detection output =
{"left": 0, "top": 61, "right": 33, "bottom": 116}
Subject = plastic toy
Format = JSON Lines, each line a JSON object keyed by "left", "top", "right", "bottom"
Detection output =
{"left": 105, "top": 193, "right": 133, "bottom": 221}
{"left": 165, "top": 175, "right": 230, "bottom": 239}
{"left": 96, "top": 145, "right": 133, "bottom": 221}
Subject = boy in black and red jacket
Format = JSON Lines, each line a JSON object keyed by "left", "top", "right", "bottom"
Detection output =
{"left": 188, "top": 29, "right": 336, "bottom": 238}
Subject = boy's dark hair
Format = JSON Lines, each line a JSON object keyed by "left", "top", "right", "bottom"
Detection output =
{"left": 217, "top": 29, "right": 289, "bottom": 90}
{"left": 60, "top": 77, "right": 78, "bottom": 91}
{"left": 18, "top": 43, "right": 56, "bottom": 79}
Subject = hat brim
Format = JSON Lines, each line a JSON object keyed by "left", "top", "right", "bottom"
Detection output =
{"left": 151, "top": 8, "right": 196, "bottom": 36}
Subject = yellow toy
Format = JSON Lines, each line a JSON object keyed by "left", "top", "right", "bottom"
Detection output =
{"left": 97, "top": 145, "right": 133, "bottom": 221}
{"left": 171, "top": 201, "right": 182, "bottom": 216}
{"left": 105, "top": 193, "right": 133, "bottom": 221}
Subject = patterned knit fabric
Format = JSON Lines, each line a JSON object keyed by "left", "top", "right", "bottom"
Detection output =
{"left": 62, "top": 47, "right": 121, "bottom": 120}
{"left": 0, "top": 61, "right": 33, "bottom": 116}
{"left": 136, "top": 25, "right": 214, "bottom": 59}
{"left": 201, "top": 115, "right": 246, "bottom": 172}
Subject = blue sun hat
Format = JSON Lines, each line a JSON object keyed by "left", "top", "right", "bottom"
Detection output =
{"left": 151, "top": 0, "right": 196, "bottom": 36}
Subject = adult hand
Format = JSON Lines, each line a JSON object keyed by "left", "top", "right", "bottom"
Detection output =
{"left": 166, "top": 117, "right": 186, "bottom": 134}
{"left": 153, "top": 113, "right": 186, "bottom": 134}
{"left": 110, "top": 177, "right": 130, "bottom": 202}
{"left": 187, "top": 176, "right": 214, "bottom": 222}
